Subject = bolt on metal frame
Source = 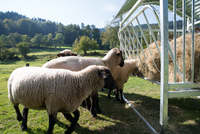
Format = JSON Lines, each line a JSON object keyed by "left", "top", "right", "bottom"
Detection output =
{"left": 117, "top": 0, "right": 200, "bottom": 133}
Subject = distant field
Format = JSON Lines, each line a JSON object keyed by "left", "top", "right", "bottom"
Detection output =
{"left": 0, "top": 48, "right": 200, "bottom": 134}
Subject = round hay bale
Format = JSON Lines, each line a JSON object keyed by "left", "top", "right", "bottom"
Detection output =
{"left": 137, "top": 33, "right": 200, "bottom": 83}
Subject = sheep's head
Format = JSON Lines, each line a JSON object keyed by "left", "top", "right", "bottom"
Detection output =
{"left": 57, "top": 49, "right": 77, "bottom": 57}
{"left": 98, "top": 67, "right": 116, "bottom": 90}
{"left": 111, "top": 48, "right": 124, "bottom": 67}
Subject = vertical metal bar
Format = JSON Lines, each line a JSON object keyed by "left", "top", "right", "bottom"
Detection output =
{"left": 131, "top": 23, "right": 146, "bottom": 59}
{"left": 182, "top": 0, "right": 186, "bottom": 82}
{"left": 136, "top": 17, "right": 161, "bottom": 73}
{"left": 160, "top": 0, "right": 169, "bottom": 133}
{"left": 173, "top": 0, "right": 177, "bottom": 82}
{"left": 191, "top": 0, "right": 195, "bottom": 82}
{"left": 143, "top": 11, "right": 161, "bottom": 56}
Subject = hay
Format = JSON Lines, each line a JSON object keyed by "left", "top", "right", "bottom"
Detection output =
{"left": 137, "top": 33, "right": 200, "bottom": 83}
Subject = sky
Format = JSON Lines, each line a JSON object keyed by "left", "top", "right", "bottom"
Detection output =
{"left": 0, "top": 0, "right": 125, "bottom": 28}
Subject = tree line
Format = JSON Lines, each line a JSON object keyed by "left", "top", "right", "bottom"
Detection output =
{"left": 0, "top": 11, "right": 103, "bottom": 46}
{"left": 0, "top": 11, "right": 119, "bottom": 60}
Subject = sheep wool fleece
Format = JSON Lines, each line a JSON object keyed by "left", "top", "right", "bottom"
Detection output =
{"left": 8, "top": 66, "right": 106, "bottom": 115}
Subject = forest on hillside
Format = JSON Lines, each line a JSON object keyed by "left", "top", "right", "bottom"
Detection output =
{"left": 0, "top": 11, "right": 103, "bottom": 47}
{"left": 0, "top": 11, "right": 197, "bottom": 60}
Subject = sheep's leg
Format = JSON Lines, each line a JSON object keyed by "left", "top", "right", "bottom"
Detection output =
{"left": 119, "top": 90, "right": 125, "bottom": 103}
{"left": 85, "top": 96, "right": 91, "bottom": 111}
{"left": 95, "top": 94, "right": 102, "bottom": 114}
{"left": 62, "top": 113, "right": 73, "bottom": 122}
{"left": 107, "top": 89, "right": 111, "bottom": 99}
{"left": 21, "top": 107, "right": 29, "bottom": 130}
{"left": 90, "top": 94, "right": 97, "bottom": 117}
{"left": 115, "top": 88, "right": 120, "bottom": 101}
{"left": 65, "top": 109, "right": 79, "bottom": 134}
{"left": 47, "top": 113, "right": 57, "bottom": 134}
{"left": 14, "top": 105, "right": 23, "bottom": 121}
{"left": 81, "top": 101, "right": 86, "bottom": 107}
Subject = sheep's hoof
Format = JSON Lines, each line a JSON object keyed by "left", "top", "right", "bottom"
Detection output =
{"left": 120, "top": 99, "right": 126, "bottom": 104}
{"left": 17, "top": 115, "right": 23, "bottom": 122}
{"left": 115, "top": 97, "right": 120, "bottom": 101}
{"left": 91, "top": 113, "right": 97, "bottom": 117}
{"left": 92, "top": 114, "right": 97, "bottom": 118}
{"left": 21, "top": 125, "right": 27, "bottom": 131}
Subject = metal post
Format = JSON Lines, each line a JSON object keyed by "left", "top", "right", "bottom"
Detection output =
{"left": 191, "top": 0, "right": 195, "bottom": 82}
{"left": 160, "top": 0, "right": 169, "bottom": 133}
{"left": 182, "top": 0, "right": 186, "bottom": 82}
{"left": 173, "top": 0, "right": 177, "bottom": 82}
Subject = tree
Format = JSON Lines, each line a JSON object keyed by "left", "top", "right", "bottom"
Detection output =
{"left": 21, "top": 35, "right": 31, "bottom": 43}
{"left": 54, "top": 33, "right": 65, "bottom": 48}
{"left": 101, "top": 21, "right": 120, "bottom": 49}
{"left": 16, "top": 42, "right": 30, "bottom": 58}
{"left": 47, "top": 33, "right": 53, "bottom": 48}
{"left": 73, "top": 35, "right": 99, "bottom": 55}
{"left": 42, "top": 35, "right": 48, "bottom": 48}
{"left": 7, "top": 47, "right": 18, "bottom": 59}
{"left": 0, "top": 40, "right": 5, "bottom": 59}
{"left": 31, "top": 33, "right": 42, "bottom": 47}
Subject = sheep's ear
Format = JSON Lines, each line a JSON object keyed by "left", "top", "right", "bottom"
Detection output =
{"left": 99, "top": 71, "right": 108, "bottom": 79}
{"left": 57, "top": 53, "right": 65, "bottom": 57}
{"left": 57, "top": 53, "right": 61, "bottom": 57}
{"left": 72, "top": 53, "right": 77, "bottom": 56}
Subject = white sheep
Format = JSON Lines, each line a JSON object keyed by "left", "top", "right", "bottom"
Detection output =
{"left": 108, "top": 59, "right": 139, "bottom": 103}
{"left": 42, "top": 48, "right": 124, "bottom": 117}
{"left": 57, "top": 49, "right": 77, "bottom": 57}
{"left": 8, "top": 65, "right": 116, "bottom": 134}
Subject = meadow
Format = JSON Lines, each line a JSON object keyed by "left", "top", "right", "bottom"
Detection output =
{"left": 0, "top": 47, "right": 200, "bottom": 134}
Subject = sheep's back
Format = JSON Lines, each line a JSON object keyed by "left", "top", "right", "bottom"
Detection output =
{"left": 42, "top": 56, "right": 105, "bottom": 71}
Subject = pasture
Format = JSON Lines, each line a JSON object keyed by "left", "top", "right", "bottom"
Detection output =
{"left": 0, "top": 48, "right": 200, "bottom": 134}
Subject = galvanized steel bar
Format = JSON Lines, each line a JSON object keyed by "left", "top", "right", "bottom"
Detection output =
{"left": 191, "top": 0, "right": 195, "bottom": 82}
{"left": 169, "top": 82, "right": 200, "bottom": 89}
{"left": 143, "top": 11, "right": 161, "bottom": 56}
{"left": 119, "top": 5, "right": 161, "bottom": 34}
{"left": 123, "top": 95, "right": 159, "bottom": 134}
{"left": 125, "top": 27, "right": 145, "bottom": 69}
{"left": 136, "top": 17, "right": 161, "bottom": 73}
{"left": 173, "top": 0, "right": 177, "bottom": 82}
{"left": 182, "top": 0, "right": 186, "bottom": 82}
{"left": 160, "top": 0, "right": 169, "bottom": 133}
{"left": 168, "top": 90, "right": 200, "bottom": 98}
{"left": 120, "top": 0, "right": 145, "bottom": 27}
{"left": 130, "top": 23, "right": 146, "bottom": 60}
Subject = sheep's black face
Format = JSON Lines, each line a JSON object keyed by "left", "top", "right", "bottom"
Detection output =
{"left": 103, "top": 70, "right": 116, "bottom": 90}
{"left": 57, "top": 53, "right": 65, "bottom": 57}
{"left": 117, "top": 50, "right": 124, "bottom": 67}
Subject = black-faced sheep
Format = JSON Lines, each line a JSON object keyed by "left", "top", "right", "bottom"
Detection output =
{"left": 42, "top": 48, "right": 124, "bottom": 117}
{"left": 8, "top": 65, "right": 116, "bottom": 134}
{"left": 109, "top": 59, "right": 139, "bottom": 103}
{"left": 57, "top": 49, "right": 77, "bottom": 57}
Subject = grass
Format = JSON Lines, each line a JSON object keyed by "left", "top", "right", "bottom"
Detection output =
{"left": 0, "top": 48, "right": 200, "bottom": 134}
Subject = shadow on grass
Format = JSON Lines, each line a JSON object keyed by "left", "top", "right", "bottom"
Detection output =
{"left": 83, "top": 89, "right": 200, "bottom": 134}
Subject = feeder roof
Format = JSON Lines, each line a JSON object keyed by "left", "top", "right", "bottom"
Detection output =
{"left": 114, "top": 0, "right": 200, "bottom": 20}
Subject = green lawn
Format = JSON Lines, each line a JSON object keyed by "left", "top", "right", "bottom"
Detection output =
{"left": 0, "top": 48, "right": 200, "bottom": 134}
